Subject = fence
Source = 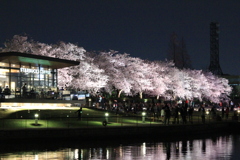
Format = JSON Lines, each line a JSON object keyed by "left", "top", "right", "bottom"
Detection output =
{"left": 0, "top": 111, "right": 238, "bottom": 130}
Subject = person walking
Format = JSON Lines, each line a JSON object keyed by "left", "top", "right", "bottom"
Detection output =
{"left": 75, "top": 107, "right": 83, "bottom": 120}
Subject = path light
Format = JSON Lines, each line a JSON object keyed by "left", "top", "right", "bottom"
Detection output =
{"left": 88, "top": 98, "right": 92, "bottom": 107}
{"left": 35, "top": 113, "right": 39, "bottom": 125}
{"left": 142, "top": 112, "right": 146, "bottom": 123}
{"left": 206, "top": 110, "right": 209, "bottom": 115}
{"left": 105, "top": 112, "right": 109, "bottom": 123}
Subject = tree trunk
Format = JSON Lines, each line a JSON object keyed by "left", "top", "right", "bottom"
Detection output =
{"left": 139, "top": 92, "right": 143, "bottom": 99}
{"left": 118, "top": 90, "right": 122, "bottom": 98}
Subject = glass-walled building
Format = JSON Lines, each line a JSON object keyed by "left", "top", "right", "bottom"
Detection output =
{"left": 0, "top": 52, "right": 79, "bottom": 97}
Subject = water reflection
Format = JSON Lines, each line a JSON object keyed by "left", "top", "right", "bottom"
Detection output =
{"left": 0, "top": 134, "right": 239, "bottom": 159}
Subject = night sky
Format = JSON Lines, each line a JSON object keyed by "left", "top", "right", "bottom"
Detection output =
{"left": 1, "top": 0, "right": 240, "bottom": 75}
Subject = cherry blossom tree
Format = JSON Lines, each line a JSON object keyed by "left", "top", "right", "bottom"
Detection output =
{"left": 70, "top": 56, "right": 109, "bottom": 95}
{"left": 126, "top": 58, "right": 155, "bottom": 99}
{"left": 142, "top": 60, "right": 173, "bottom": 99}
{"left": 202, "top": 72, "right": 231, "bottom": 103}
{"left": 1, "top": 35, "right": 232, "bottom": 102}
{"left": 92, "top": 51, "right": 133, "bottom": 97}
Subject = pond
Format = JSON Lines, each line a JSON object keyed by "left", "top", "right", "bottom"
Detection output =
{"left": 0, "top": 133, "right": 239, "bottom": 160}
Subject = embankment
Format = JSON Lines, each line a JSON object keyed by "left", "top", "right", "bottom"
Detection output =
{"left": 0, "top": 121, "right": 239, "bottom": 142}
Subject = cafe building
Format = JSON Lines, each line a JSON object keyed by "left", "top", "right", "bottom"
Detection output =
{"left": 0, "top": 52, "right": 80, "bottom": 108}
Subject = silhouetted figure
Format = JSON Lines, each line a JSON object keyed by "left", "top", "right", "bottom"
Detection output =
{"left": 76, "top": 107, "right": 83, "bottom": 120}
{"left": 221, "top": 106, "right": 225, "bottom": 119}
{"left": 225, "top": 106, "right": 229, "bottom": 120}
{"left": 230, "top": 101, "right": 234, "bottom": 111}
{"left": 30, "top": 88, "right": 35, "bottom": 98}
{"left": 188, "top": 106, "right": 194, "bottom": 123}
{"left": 164, "top": 103, "right": 171, "bottom": 125}
{"left": 101, "top": 96, "right": 106, "bottom": 110}
{"left": 22, "top": 83, "right": 27, "bottom": 98}
{"left": 3, "top": 86, "right": 11, "bottom": 99}
{"left": 0, "top": 86, "right": 3, "bottom": 99}
{"left": 172, "top": 105, "right": 179, "bottom": 124}
{"left": 199, "top": 105, "right": 206, "bottom": 124}
{"left": 180, "top": 106, "right": 187, "bottom": 124}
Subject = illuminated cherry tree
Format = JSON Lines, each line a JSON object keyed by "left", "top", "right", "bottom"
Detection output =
{"left": 70, "top": 56, "right": 109, "bottom": 95}
{"left": 1, "top": 35, "right": 232, "bottom": 102}
{"left": 142, "top": 60, "right": 172, "bottom": 99}
{"left": 202, "top": 71, "right": 231, "bottom": 103}
{"left": 92, "top": 51, "right": 133, "bottom": 97}
{"left": 125, "top": 58, "right": 156, "bottom": 99}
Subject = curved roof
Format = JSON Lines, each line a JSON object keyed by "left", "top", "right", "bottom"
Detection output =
{"left": 0, "top": 52, "right": 79, "bottom": 69}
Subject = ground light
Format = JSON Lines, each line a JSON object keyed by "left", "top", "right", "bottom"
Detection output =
{"left": 34, "top": 113, "right": 39, "bottom": 125}
{"left": 142, "top": 112, "right": 146, "bottom": 123}
{"left": 206, "top": 110, "right": 209, "bottom": 115}
{"left": 88, "top": 98, "right": 92, "bottom": 107}
{"left": 105, "top": 113, "right": 109, "bottom": 123}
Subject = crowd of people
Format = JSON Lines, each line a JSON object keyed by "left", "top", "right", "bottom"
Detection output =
{"left": 93, "top": 96, "right": 240, "bottom": 125}
{"left": 0, "top": 83, "right": 68, "bottom": 100}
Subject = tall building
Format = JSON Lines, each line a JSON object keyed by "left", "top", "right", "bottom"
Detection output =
{"left": 208, "top": 22, "right": 223, "bottom": 75}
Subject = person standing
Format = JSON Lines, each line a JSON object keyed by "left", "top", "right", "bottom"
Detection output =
{"left": 225, "top": 106, "right": 229, "bottom": 120}
{"left": 221, "top": 106, "right": 225, "bottom": 119}
{"left": 199, "top": 105, "right": 206, "bottom": 124}
{"left": 3, "top": 86, "right": 11, "bottom": 99}
{"left": 0, "top": 86, "right": 3, "bottom": 99}
{"left": 22, "top": 83, "right": 27, "bottom": 98}
{"left": 101, "top": 96, "right": 106, "bottom": 110}
{"left": 172, "top": 104, "right": 179, "bottom": 124}
{"left": 230, "top": 101, "right": 234, "bottom": 111}
{"left": 164, "top": 103, "right": 171, "bottom": 125}
{"left": 188, "top": 106, "right": 194, "bottom": 123}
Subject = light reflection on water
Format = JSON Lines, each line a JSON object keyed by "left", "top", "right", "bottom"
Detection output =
{"left": 0, "top": 134, "right": 240, "bottom": 160}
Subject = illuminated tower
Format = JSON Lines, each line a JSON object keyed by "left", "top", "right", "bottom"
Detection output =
{"left": 208, "top": 22, "right": 223, "bottom": 75}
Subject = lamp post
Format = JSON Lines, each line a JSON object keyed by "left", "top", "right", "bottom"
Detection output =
{"left": 88, "top": 98, "right": 91, "bottom": 107}
{"left": 35, "top": 114, "right": 39, "bottom": 125}
{"left": 105, "top": 113, "right": 109, "bottom": 123}
{"left": 142, "top": 112, "right": 146, "bottom": 123}
{"left": 206, "top": 110, "right": 209, "bottom": 122}
{"left": 238, "top": 109, "right": 240, "bottom": 121}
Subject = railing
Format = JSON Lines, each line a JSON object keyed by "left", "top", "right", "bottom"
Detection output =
{"left": 0, "top": 112, "right": 238, "bottom": 130}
